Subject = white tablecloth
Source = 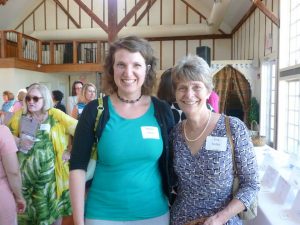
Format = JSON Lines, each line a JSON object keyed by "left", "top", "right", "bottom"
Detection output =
{"left": 244, "top": 146, "right": 300, "bottom": 225}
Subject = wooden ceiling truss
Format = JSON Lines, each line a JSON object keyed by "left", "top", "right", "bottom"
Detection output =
{"left": 12, "top": 0, "right": 280, "bottom": 41}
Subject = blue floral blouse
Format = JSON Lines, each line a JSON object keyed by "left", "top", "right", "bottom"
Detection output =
{"left": 170, "top": 115, "right": 260, "bottom": 225}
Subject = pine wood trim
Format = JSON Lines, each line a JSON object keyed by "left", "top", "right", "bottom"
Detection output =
{"left": 0, "top": 58, "right": 103, "bottom": 72}
{"left": 232, "top": 4, "right": 257, "bottom": 34}
{"left": 52, "top": 0, "right": 81, "bottom": 28}
{"left": 15, "top": 0, "right": 46, "bottom": 30}
{"left": 180, "top": 0, "right": 206, "bottom": 19}
{"left": 74, "top": 0, "right": 108, "bottom": 33}
{"left": 116, "top": 0, "right": 150, "bottom": 33}
{"left": 253, "top": 0, "right": 279, "bottom": 27}
{"left": 146, "top": 34, "right": 231, "bottom": 41}
{"left": 133, "top": 0, "right": 157, "bottom": 26}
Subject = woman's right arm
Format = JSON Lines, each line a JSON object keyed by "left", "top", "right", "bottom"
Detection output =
{"left": 69, "top": 169, "right": 86, "bottom": 225}
{"left": 2, "top": 153, "right": 26, "bottom": 213}
{"left": 69, "top": 100, "right": 99, "bottom": 224}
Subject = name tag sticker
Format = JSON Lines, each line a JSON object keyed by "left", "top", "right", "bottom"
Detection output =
{"left": 40, "top": 123, "right": 50, "bottom": 132}
{"left": 205, "top": 136, "right": 227, "bottom": 151}
{"left": 141, "top": 126, "right": 160, "bottom": 139}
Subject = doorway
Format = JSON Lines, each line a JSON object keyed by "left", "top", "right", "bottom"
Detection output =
{"left": 213, "top": 65, "right": 251, "bottom": 124}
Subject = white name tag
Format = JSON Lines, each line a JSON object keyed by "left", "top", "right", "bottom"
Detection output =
{"left": 39, "top": 123, "right": 50, "bottom": 132}
{"left": 205, "top": 136, "right": 227, "bottom": 151}
{"left": 141, "top": 126, "right": 160, "bottom": 139}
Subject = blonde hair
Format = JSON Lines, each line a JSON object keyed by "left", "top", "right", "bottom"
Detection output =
{"left": 79, "top": 83, "right": 96, "bottom": 103}
{"left": 17, "top": 89, "right": 27, "bottom": 101}
{"left": 23, "top": 83, "right": 53, "bottom": 114}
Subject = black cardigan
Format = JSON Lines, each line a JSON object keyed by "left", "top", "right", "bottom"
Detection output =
{"left": 70, "top": 95, "right": 175, "bottom": 201}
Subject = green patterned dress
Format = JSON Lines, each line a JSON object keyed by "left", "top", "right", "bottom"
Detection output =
{"left": 9, "top": 109, "right": 77, "bottom": 225}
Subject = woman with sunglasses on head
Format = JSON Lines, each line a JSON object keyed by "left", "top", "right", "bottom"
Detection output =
{"left": 69, "top": 36, "right": 175, "bottom": 225}
{"left": 169, "top": 55, "right": 259, "bottom": 225}
{"left": 8, "top": 83, "right": 77, "bottom": 225}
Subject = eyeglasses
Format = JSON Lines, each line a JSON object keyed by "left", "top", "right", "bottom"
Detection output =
{"left": 25, "top": 95, "right": 43, "bottom": 103}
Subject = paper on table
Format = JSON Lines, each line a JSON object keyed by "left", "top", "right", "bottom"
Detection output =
{"left": 291, "top": 191, "right": 300, "bottom": 219}
{"left": 261, "top": 165, "right": 280, "bottom": 189}
{"left": 274, "top": 176, "right": 292, "bottom": 204}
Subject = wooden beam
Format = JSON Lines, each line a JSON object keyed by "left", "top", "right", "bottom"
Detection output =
{"left": 50, "top": 41, "right": 54, "bottom": 64}
{"left": 17, "top": 33, "right": 23, "bottom": 59}
{"left": 0, "top": 31, "right": 6, "bottom": 58}
{"left": 38, "top": 40, "right": 42, "bottom": 64}
{"left": 146, "top": 34, "right": 232, "bottom": 41}
{"left": 116, "top": 0, "right": 149, "bottom": 33}
{"left": 74, "top": 0, "right": 108, "bottom": 33}
{"left": 52, "top": 0, "right": 81, "bottom": 28}
{"left": 0, "top": 58, "right": 103, "bottom": 72}
{"left": 232, "top": 4, "right": 257, "bottom": 34}
{"left": 108, "top": 0, "right": 118, "bottom": 42}
{"left": 73, "top": 41, "right": 78, "bottom": 64}
{"left": 253, "top": 0, "right": 279, "bottom": 27}
{"left": 133, "top": 0, "right": 157, "bottom": 26}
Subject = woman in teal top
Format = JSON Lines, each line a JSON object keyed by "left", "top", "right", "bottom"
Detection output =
{"left": 69, "top": 36, "right": 175, "bottom": 225}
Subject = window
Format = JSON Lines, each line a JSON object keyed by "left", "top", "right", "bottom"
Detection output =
{"left": 260, "top": 61, "right": 277, "bottom": 146}
{"left": 287, "top": 80, "right": 300, "bottom": 154}
{"left": 280, "top": 0, "right": 300, "bottom": 68}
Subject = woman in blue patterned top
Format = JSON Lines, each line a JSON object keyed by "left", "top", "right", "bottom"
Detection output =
{"left": 69, "top": 36, "right": 175, "bottom": 225}
{"left": 169, "top": 55, "right": 259, "bottom": 225}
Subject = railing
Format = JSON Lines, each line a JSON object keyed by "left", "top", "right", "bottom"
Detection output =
{"left": 0, "top": 30, "right": 106, "bottom": 67}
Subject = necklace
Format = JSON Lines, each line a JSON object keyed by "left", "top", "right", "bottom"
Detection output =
{"left": 184, "top": 111, "right": 212, "bottom": 142}
{"left": 116, "top": 92, "right": 142, "bottom": 104}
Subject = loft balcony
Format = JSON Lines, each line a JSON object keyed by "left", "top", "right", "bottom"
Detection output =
{"left": 0, "top": 30, "right": 104, "bottom": 72}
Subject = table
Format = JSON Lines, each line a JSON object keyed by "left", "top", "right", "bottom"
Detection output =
{"left": 244, "top": 146, "right": 300, "bottom": 225}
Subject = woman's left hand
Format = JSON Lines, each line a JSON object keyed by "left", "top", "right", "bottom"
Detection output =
{"left": 203, "top": 214, "right": 226, "bottom": 225}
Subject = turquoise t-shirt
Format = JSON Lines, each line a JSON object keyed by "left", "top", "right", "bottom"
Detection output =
{"left": 85, "top": 97, "right": 168, "bottom": 220}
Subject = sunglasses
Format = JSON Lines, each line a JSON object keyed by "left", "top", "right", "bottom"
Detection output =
{"left": 25, "top": 95, "right": 43, "bottom": 103}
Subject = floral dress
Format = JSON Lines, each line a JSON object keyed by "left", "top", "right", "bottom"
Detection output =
{"left": 9, "top": 108, "right": 77, "bottom": 225}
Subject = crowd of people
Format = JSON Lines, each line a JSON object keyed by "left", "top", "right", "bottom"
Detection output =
{"left": 0, "top": 36, "right": 259, "bottom": 225}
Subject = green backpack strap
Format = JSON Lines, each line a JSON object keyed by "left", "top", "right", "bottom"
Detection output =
{"left": 91, "top": 97, "right": 104, "bottom": 160}
{"left": 94, "top": 97, "right": 104, "bottom": 133}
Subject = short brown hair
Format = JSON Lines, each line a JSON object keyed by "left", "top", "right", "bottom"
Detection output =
{"left": 101, "top": 36, "right": 157, "bottom": 95}
{"left": 2, "top": 91, "right": 14, "bottom": 100}
{"left": 172, "top": 55, "right": 213, "bottom": 92}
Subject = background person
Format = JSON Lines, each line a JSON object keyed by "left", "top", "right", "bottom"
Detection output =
{"left": 0, "top": 125, "right": 26, "bottom": 225}
{"left": 8, "top": 83, "right": 77, "bottom": 225}
{"left": 71, "top": 83, "right": 96, "bottom": 119}
{"left": 12, "top": 88, "right": 27, "bottom": 112}
{"left": 69, "top": 36, "right": 175, "bottom": 225}
{"left": 66, "top": 80, "right": 83, "bottom": 115}
{"left": 52, "top": 90, "right": 66, "bottom": 113}
{"left": 157, "top": 68, "right": 215, "bottom": 125}
{"left": 169, "top": 55, "right": 259, "bottom": 225}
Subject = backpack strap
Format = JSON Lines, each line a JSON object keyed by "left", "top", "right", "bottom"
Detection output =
{"left": 94, "top": 97, "right": 104, "bottom": 142}
{"left": 225, "top": 116, "right": 237, "bottom": 174}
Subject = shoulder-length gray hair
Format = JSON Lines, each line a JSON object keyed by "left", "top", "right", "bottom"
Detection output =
{"left": 171, "top": 54, "right": 213, "bottom": 92}
{"left": 23, "top": 83, "right": 53, "bottom": 114}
